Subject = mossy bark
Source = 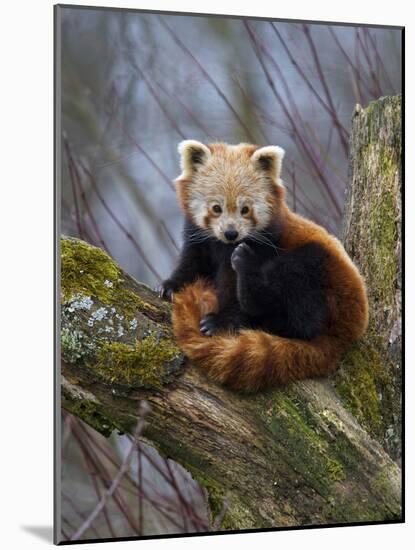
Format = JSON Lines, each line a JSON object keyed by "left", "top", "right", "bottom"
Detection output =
{"left": 336, "top": 95, "right": 402, "bottom": 460}
{"left": 61, "top": 189, "right": 402, "bottom": 531}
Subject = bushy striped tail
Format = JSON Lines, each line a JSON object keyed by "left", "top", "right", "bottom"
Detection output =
{"left": 172, "top": 279, "right": 343, "bottom": 392}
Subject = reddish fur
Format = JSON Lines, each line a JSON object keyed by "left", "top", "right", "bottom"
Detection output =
{"left": 172, "top": 201, "right": 368, "bottom": 393}
{"left": 171, "top": 142, "right": 368, "bottom": 392}
{"left": 176, "top": 178, "right": 192, "bottom": 213}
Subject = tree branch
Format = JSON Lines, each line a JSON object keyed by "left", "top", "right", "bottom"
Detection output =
{"left": 60, "top": 95, "right": 402, "bottom": 530}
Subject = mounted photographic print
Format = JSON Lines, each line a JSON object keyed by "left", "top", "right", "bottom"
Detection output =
{"left": 54, "top": 3, "right": 404, "bottom": 545}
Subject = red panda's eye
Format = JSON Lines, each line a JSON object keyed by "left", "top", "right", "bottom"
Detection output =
{"left": 212, "top": 204, "right": 222, "bottom": 214}
{"left": 241, "top": 206, "right": 250, "bottom": 215}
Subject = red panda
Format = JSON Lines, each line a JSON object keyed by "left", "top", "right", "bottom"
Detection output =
{"left": 160, "top": 140, "right": 368, "bottom": 392}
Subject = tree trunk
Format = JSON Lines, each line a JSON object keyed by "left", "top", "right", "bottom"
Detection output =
{"left": 335, "top": 95, "right": 402, "bottom": 460}
{"left": 60, "top": 95, "right": 402, "bottom": 530}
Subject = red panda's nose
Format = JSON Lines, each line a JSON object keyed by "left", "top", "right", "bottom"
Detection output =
{"left": 224, "top": 228, "right": 239, "bottom": 242}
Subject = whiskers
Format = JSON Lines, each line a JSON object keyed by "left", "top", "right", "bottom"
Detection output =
{"left": 183, "top": 227, "right": 213, "bottom": 244}
{"left": 248, "top": 230, "right": 283, "bottom": 255}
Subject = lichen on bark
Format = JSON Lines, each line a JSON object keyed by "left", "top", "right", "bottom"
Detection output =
{"left": 60, "top": 236, "right": 185, "bottom": 392}
{"left": 61, "top": 237, "right": 161, "bottom": 319}
{"left": 60, "top": 233, "right": 402, "bottom": 528}
{"left": 59, "top": 95, "right": 402, "bottom": 530}
{"left": 337, "top": 95, "right": 402, "bottom": 459}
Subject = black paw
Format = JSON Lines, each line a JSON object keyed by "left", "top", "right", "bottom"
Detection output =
{"left": 199, "top": 314, "right": 224, "bottom": 337}
{"left": 231, "top": 242, "right": 255, "bottom": 273}
{"left": 158, "top": 280, "right": 176, "bottom": 301}
{"left": 200, "top": 313, "right": 244, "bottom": 336}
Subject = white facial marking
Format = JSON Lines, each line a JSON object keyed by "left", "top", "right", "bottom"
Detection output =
{"left": 188, "top": 190, "right": 272, "bottom": 243}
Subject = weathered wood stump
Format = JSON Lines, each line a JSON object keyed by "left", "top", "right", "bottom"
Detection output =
{"left": 336, "top": 95, "right": 402, "bottom": 460}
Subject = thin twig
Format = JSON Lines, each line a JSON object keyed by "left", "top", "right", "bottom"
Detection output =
{"left": 70, "top": 403, "right": 150, "bottom": 541}
{"left": 64, "top": 137, "right": 110, "bottom": 252}
{"left": 271, "top": 23, "right": 349, "bottom": 150}
{"left": 328, "top": 27, "right": 369, "bottom": 103}
{"left": 153, "top": 76, "right": 216, "bottom": 140}
{"left": 64, "top": 140, "right": 85, "bottom": 240}
{"left": 160, "top": 220, "right": 180, "bottom": 253}
{"left": 62, "top": 494, "right": 101, "bottom": 539}
{"left": 83, "top": 452, "right": 118, "bottom": 538}
{"left": 302, "top": 24, "right": 349, "bottom": 156}
{"left": 77, "top": 159, "right": 163, "bottom": 282}
{"left": 127, "top": 55, "right": 186, "bottom": 139}
{"left": 70, "top": 421, "right": 142, "bottom": 533}
{"left": 244, "top": 21, "right": 342, "bottom": 216}
{"left": 364, "top": 28, "right": 396, "bottom": 94}
{"left": 137, "top": 443, "right": 144, "bottom": 536}
{"left": 159, "top": 16, "right": 256, "bottom": 142}
{"left": 356, "top": 27, "right": 382, "bottom": 97}
{"left": 75, "top": 418, "right": 195, "bottom": 530}
{"left": 107, "top": 83, "right": 175, "bottom": 192}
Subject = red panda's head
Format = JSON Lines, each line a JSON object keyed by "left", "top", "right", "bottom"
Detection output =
{"left": 175, "top": 141, "right": 286, "bottom": 244}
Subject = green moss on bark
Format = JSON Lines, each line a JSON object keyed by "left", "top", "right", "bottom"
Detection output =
{"left": 62, "top": 397, "right": 134, "bottom": 437}
{"left": 61, "top": 237, "right": 120, "bottom": 302}
{"left": 365, "top": 147, "right": 399, "bottom": 306}
{"left": 341, "top": 95, "right": 401, "bottom": 458}
{"left": 257, "top": 390, "right": 346, "bottom": 494}
{"left": 335, "top": 335, "right": 392, "bottom": 439}
{"left": 93, "top": 335, "right": 182, "bottom": 388}
{"left": 61, "top": 236, "right": 185, "bottom": 393}
{"left": 61, "top": 237, "right": 157, "bottom": 319}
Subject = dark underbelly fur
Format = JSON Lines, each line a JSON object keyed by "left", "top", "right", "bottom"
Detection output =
{"left": 162, "top": 219, "right": 329, "bottom": 340}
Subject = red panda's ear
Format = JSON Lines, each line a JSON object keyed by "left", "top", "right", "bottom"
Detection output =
{"left": 251, "top": 145, "right": 285, "bottom": 185}
{"left": 177, "top": 140, "right": 211, "bottom": 179}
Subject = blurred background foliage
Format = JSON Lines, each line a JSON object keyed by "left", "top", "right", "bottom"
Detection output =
{"left": 59, "top": 6, "right": 401, "bottom": 541}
